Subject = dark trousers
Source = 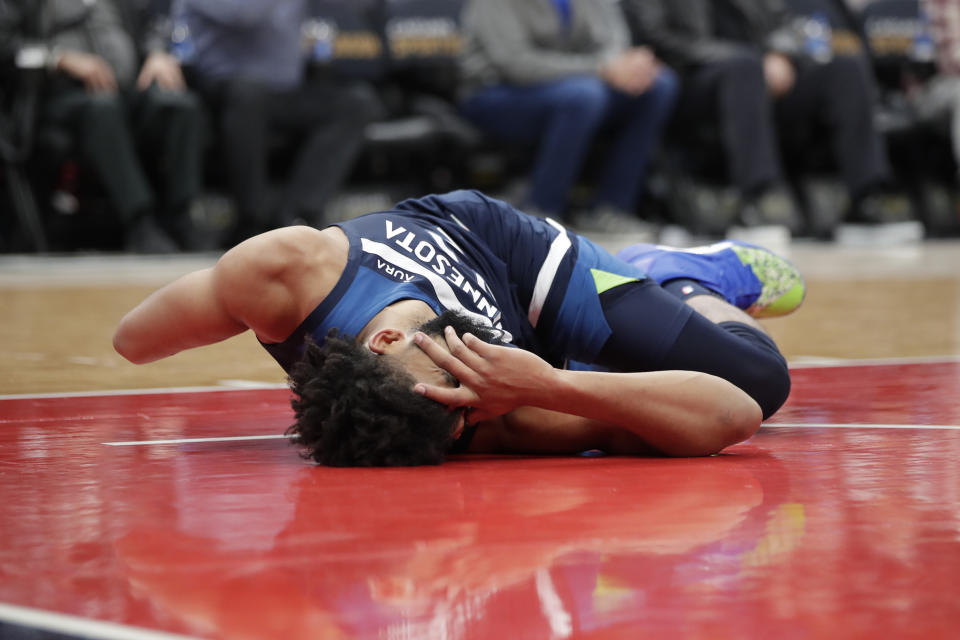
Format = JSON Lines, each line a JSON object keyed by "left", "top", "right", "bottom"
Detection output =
{"left": 460, "top": 70, "right": 679, "bottom": 217}
{"left": 595, "top": 279, "right": 790, "bottom": 420}
{"left": 677, "top": 48, "right": 890, "bottom": 196}
{"left": 41, "top": 85, "right": 206, "bottom": 222}
{"left": 194, "top": 74, "right": 381, "bottom": 229}
{"left": 776, "top": 54, "right": 891, "bottom": 195}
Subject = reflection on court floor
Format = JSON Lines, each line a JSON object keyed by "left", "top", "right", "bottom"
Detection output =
{"left": 1, "top": 360, "right": 958, "bottom": 639}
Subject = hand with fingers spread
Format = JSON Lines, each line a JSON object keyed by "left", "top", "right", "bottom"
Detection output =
{"left": 413, "top": 326, "right": 557, "bottom": 423}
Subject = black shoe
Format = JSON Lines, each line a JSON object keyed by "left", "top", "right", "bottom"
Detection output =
{"left": 671, "top": 179, "right": 741, "bottom": 237}
{"left": 836, "top": 190, "right": 924, "bottom": 245}
{"left": 124, "top": 216, "right": 180, "bottom": 254}
{"left": 849, "top": 191, "right": 913, "bottom": 224}
{"left": 799, "top": 177, "right": 848, "bottom": 239}
{"left": 740, "top": 186, "right": 803, "bottom": 234}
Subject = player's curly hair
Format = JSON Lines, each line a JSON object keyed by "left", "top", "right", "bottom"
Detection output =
{"left": 286, "top": 329, "right": 463, "bottom": 466}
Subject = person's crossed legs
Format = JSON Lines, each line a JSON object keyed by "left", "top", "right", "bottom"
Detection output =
{"left": 593, "top": 241, "right": 804, "bottom": 419}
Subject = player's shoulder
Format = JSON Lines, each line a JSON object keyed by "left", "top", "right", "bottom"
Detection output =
{"left": 395, "top": 189, "right": 516, "bottom": 218}
{"left": 235, "top": 224, "right": 341, "bottom": 255}
{"left": 219, "top": 226, "right": 346, "bottom": 276}
{"left": 213, "top": 226, "right": 349, "bottom": 341}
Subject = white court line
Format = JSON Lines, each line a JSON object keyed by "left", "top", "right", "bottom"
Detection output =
{"left": 0, "top": 602, "right": 199, "bottom": 640}
{"left": 788, "top": 354, "right": 960, "bottom": 368}
{"left": 0, "top": 383, "right": 288, "bottom": 401}
{"left": 764, "top": 422, "right": 960, "bottom": 430}
{"left": 104, "top": 434, "right": 296, "bottom": 446}
{"left": 3, "top": 355, "right": 957, "bottom": 401}
{"left": 101, "top": 423, "right": 960, "bottom": 447}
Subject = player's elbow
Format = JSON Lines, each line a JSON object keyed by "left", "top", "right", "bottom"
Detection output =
{"left": 714, "top": 394, "right": 763, "bottom": 451}
{"left": 700, "top": 379, "right": 764, "bottom": 455}
{"left": 665, "top": 391, "right": 762, "bottom": 457}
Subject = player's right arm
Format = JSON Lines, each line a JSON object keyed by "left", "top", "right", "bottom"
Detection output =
{"left": 114, "top": 226, "right": 346, "bottom": 364}
{"left": 414, "top": 327, "right": 762, "bottom": 457}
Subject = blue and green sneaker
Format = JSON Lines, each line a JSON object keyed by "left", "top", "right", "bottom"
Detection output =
{"left": 616, "top": 241, "right": 805, "bottom": 317}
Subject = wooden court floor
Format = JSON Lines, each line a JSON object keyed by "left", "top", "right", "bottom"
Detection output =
{"left": 1, "top": 238, "right": 959, "bottom": 639}
{"left": 2, "top": 239, "right": 959, "bottom": 394}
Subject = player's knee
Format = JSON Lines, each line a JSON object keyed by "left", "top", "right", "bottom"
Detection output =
{"left": 751, "top": 350, "right": 791, "bottom": 420}
{"left": 715, "top": 321, "right": 792, "bottom": 420}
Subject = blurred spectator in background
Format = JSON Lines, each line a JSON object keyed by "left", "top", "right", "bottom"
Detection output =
{"left": 457, "top": 0, "right": 678, "bottom": 235}
{"left": 174, "top": 0, "right": 382, "bottom": 244}
{"left": 914, "top": 0, "right": 960, "bottom": 179}
{"left": 624, "top": 0, "right": 909, "bottom": 234}
{"left": 0, "top": 0, "right": 206, "bottom": 252}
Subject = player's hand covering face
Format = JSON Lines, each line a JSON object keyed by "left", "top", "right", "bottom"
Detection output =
{"left": 401, "top": 309, "right": 504, "bottom": 394}
{"left": 413, "top": 326, "right": 557, "bottom": 424}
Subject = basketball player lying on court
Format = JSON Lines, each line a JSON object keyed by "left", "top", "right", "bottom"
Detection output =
{"left": 114, "top": 190, "right": 805, "bottom": 466}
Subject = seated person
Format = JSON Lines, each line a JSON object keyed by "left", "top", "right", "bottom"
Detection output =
{"left": 623, "top": 0, "right": 908, "bottom": 232}
{"left": 912, "top": 0, "right": 960, "bottom": 181}
{"left": 114, "top": 190, "right": 805, "bottom": 466}
{"left": 457, "top": 0, "right": 678, "bottom": 233}
{"left": 175, "top": 0, "right": 382, "bottom": 243}
{"left": 0, "top": 0, "right": 205, "bottom": 252}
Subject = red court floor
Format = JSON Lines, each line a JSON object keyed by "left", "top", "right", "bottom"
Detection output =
{"left": 1, "top": 361, "right": 959, "bottom": 639}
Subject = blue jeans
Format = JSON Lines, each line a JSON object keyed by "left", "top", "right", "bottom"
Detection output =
{"left": 460, "top": 69, "right": 678, "bottom": 217}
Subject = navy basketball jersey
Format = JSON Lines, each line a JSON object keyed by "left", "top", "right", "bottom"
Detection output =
{"left": 261, "top": 191, "right": 645, "bottom": 373}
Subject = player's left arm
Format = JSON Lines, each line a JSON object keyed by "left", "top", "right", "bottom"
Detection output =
{"left": 113, "top": 265, "right": 247, "bottom": 364}
{"left": 113, "top": 228, "right": 325, "bottom": 364}
{"left": 414, "top": 327, "right": 762, "bottom": 457}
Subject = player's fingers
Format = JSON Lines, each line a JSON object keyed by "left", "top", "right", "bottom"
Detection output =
{"left": 460, "top": 332, "right": 503, "bottom": 359}
{"left": 413, "top": 332, "right": 477, "bottom": 381}
{"left": 414, "top": 382, "right": 476, "bottom": 408}
{"left": 444, "top": 326, "right": 487, "bottom": 368}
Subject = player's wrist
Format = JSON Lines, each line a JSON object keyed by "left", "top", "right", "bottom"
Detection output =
{"left": 530, "top": 367, "right": 574, "bottom": 411}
